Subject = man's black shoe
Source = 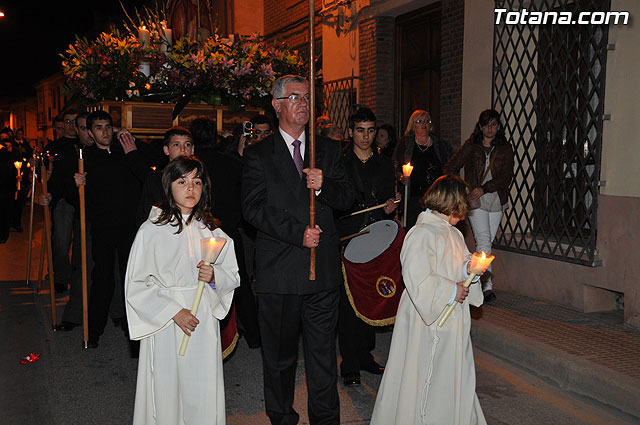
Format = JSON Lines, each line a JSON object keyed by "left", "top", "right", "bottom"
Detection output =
{"left": 54, "top": 283, "right": 67, "bottom": 293}
{"left": 483, "top": 290, "right": 497, "bottom": 303}
{"left": 86, "top": 340, "right": 99, "bottom": 349}
{"left": 360, "top": 361, "right": 385, "bottom": 375}
{"left": 342, "top": 372, "right": 361, "bottom": 387}
{"left": 56, "top": 321, "right": 79, "bottom": 331}
{"left": 247, "top": 339, "right": 261, "bottom": 349}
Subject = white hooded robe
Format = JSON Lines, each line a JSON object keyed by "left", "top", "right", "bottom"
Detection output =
{"left": 125, "top": 208, "right": 239, "bottom": 425}
{"left": 371, "top": 211, "right": 486, "bottom": 425}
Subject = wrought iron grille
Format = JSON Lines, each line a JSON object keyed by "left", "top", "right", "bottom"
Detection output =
{"left": 492, "top": 0, "right": 609, "bottom": 266}
{"left": 320, "top": 76, "right": 359, "bottom": 139}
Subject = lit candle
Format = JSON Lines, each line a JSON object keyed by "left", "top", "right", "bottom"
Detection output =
{"left": 438, "top": 251, "right": 495, "bottom": 327}
{"left": 163, "top": 27, "right": 172, "bottom": 47}
{"left": 402, "top": 162, "right": 414, "bottom": 178}
{"left": 14, "top": 161, "right": 22, "bottom": 191}
{"left": 401, "top": 162, "right": 413, "bottom": 227}
{"left": 469, "top": 251, "right": 494, "bottom": 275}
{"left": 178, "top": 237, "right": 227, "bottom": 356}
{"left": 138, "top": 26, "right": 150, "bottom": 48}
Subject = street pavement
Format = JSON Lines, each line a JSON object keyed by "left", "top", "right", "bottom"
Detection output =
{"left": 2, "top": 207, "right": 638, "bottom": 424}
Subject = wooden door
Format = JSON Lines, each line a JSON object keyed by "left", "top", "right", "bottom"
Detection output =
{"left": 396, "top": 3, "right": 441, "bottom": 136}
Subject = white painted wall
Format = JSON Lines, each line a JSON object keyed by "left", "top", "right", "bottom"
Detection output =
{"left": 601, "top": 0, "right": 640, "bottom": 197}
{"left": 461, "top": 0, "right": 494, "bottom": 141}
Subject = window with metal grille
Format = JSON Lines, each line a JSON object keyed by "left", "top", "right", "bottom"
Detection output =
{"left": 321, "top": 76, "right": 359, "bottom": 139}
{"left": 492, "top": 0, "right": 609, "bottom": 266}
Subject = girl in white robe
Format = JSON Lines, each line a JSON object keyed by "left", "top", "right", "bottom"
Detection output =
{"left": 371, "top": 175, "right": 488, "bottom": 425}
{"left": 125, "top": 156, "right": 239, "bottom": 425}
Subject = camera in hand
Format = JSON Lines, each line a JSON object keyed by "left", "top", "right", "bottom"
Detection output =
{"left": 242, "top": 121, "right": 260, "bottom": 147}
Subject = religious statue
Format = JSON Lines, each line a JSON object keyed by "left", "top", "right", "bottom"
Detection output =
{"left": 166, "top": 0, "right": 222, "bottom": 42}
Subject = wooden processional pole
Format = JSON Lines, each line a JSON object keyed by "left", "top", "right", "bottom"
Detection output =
{"left": 25, "top": 157, "right": 37, "bottom": 286}
{"left": 78, "top": 149, "right": 89, "bottom": 348}
{"left": 308, "top": 0, "right": 317, "bottom": 280}
{"left": 40, "top": 158, "right": 57, "bottom": 329}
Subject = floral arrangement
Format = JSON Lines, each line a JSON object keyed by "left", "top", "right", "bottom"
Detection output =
{"left": 62, "top": 29, "right": 146, "bottom": 102}
{"left": 61, "top": 27, "right": 306, "bottom": 109}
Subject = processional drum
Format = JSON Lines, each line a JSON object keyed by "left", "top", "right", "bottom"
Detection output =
{"left": 220, "top": 303, "right": 238, "bottom": 359}
{"left": 342, "top": 219, "right": 405, "bottom": 326}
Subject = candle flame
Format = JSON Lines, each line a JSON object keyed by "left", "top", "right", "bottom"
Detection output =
{"left": 141, "top": 25, "right": 147, "bottom": 30}
{"left": 14, "top": 161, "right": 22, "bottom": 169}
{"left": 402, "top": 162, "right": 414, "bottom": 177}
{"left": 480, "top": 251, "right": 486, "bottom": 259}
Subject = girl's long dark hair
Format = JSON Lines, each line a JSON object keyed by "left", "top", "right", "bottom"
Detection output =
{"left": 153, "top": 156, "right": 218, "bottom": 233}
{"left": 469, "top": 109, "right": 507, "bottom": 146}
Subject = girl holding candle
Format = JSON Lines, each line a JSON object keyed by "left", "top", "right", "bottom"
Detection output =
{"left": 371, "top": 175, "right": 488, "bottom": 425}
{"left": 125, "top": 156, "right": 239, "bottom": 425}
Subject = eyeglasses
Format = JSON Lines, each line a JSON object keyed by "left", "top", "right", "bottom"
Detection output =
{"left": 276, "top": 93, "right": 310, "bottom": 104}
{"left": 415, "top": 118, "right": 431, "bottom": 125}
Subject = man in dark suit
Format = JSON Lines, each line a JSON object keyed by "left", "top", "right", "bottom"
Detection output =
{"left": 242, "top": 75, "right": 354, "bottom": 425}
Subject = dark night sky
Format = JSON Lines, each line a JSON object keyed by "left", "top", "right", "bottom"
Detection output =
{"left": 0, "top": 0, "right": 149, "bottom": 99}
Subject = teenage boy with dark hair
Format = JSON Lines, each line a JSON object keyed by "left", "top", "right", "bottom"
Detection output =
{"left": 44, "top": 111, "right": 109, "bottom": 330}
{"left": 336, "top": 106, "right": 400, "bottom": 386}
{"left": 74, "top": 110, "right": 150, "bottom": 348}
{"left": 136, "top": 126, "right": 194, "bottom": 227}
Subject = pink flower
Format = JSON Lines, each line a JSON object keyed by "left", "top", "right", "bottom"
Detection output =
{"left": 260, "top": 63, "right": 274, "bottom": 77}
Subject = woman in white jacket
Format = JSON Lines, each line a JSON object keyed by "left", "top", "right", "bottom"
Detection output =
{"left": 371, "top": 175, "right": 488, "bottom": 425}
{"left": 125, "top": 156, "right": 239, "bottom": 425}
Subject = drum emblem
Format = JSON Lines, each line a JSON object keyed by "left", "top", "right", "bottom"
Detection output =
{"left": 376, "top": 276, "right": 396, "bottom": 298}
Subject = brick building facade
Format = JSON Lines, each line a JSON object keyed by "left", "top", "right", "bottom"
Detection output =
{"left": 264, "top": 0, "right": 465, "bottom": 146}
{"left": 358, "top": 16, "right": 395, "bottom": 128}
{"left": 439, "top": 0, "right": 465, "bottom": 149}
{"left": 264, "top": 0, "right": 322, "bottom": 56}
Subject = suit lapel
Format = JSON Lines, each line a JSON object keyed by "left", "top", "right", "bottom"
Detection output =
{"left": 272, "top": 131, "right": 304, "bottom": 198}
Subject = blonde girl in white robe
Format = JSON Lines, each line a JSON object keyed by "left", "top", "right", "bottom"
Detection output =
{"left": 371, "top": 175, "right": 488, "bottom": 425}
{"left": 125, "top": 156, "right": 239, "bottom": 425}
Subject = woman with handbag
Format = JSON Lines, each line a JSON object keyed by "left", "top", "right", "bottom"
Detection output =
{"left": 444, "top": 109, "right": 514, "bottom": 303}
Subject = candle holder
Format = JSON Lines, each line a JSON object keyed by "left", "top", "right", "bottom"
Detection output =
{"left": 178, "top": 237, "right": 227, "bottom": 356}
{"left": 401, "top": 162, "right": 413, "bottom": 227}
{"left": 437, "top": 251, "right": 494, "bottom": 327}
